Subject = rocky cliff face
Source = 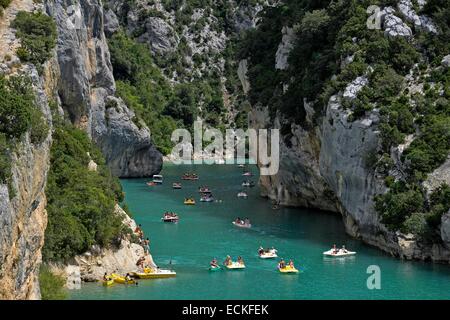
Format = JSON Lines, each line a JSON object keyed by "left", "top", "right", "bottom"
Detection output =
{"left": 0, "top": 0, "right": 163, "bottom": 299}
{"left": 45, "top": 0, "right": 162, "bottom": 177}
{"left": 0, "top": 62, "right": 55, "bottom": 299}
{"left": 246, "top": 1, "right": 450, "bottom": 263}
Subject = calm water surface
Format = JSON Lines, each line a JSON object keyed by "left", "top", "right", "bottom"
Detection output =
{"left": 70, "top": 163, "right": 450, "bottom": 299}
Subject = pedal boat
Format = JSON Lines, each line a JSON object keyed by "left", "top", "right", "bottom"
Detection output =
{"left": 232, "top": 221, "right": 251, "bottom": 229}
{"left": 259, "top": 250, "right": 278, "bottom": 259}
{"left": 209, "top": 265, "right": 222, "bottom": 272}
{"left": 161, "top": 215, "right": 179, "bottom": 223}
{"left": 131, "top": 269, "right": 176, "bottom": 279}
{"left": 102, "top": 278, "right": 115, "bottom": 286}
{"left": 225, "top": 262, "right": 245, "bottom": 270}
{"left": 237, "top": 191, "right": 248, "bottom": 198}
{"left": 278, "top": 266, "right": 299, "bottom": 274}
{"left": 111, "top": 273, "right": 137, "bottom": 285}
{"left": 184, "top": 199, "right": 196, "bottom": 205}
{"left": 323, "top": 249, "right": 356, "bottom": 257}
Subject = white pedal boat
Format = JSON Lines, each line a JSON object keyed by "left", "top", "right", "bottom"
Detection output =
{"left": 259, "top": 250, "right": 278, "bottom": 259}
{"left": 237, "top": 192, "right": 248, "bottom": 198}
{"left": 323, "top": 249, "right": 356, "bottom": 257}
{"left": 232, "top": 221, "right": 251, "bottom": 229}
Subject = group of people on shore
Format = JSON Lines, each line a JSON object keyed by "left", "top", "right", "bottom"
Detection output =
{"left": 134, "top": 224, "right": 153, "bottom": 271}
{"left": 135, "top": 224, "right": 150, "bottom": 253}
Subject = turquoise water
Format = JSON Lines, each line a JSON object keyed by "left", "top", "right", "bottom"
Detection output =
{"left": 70, "top": 164, "right": 450, "bottom": 299}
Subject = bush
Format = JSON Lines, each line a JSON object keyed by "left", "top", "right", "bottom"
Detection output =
{"left": 402, "top": 212, "right": 428, "bottom": 237}
{"left": 375, "top": 182, "right": 425, "bottom": 231}
{"left": 43, "top": 124, "right": 125, "bottom": 262}
{"left": 0, "top": 0, "right": 12, "bottom": 9}
{"left": 39, "top": 265, "right": 67, "bottom": 300}
{"left": 0, "top": 76, "right": 35, "bottom": 139}
{"left": 12, "top": 11, "right": 57, "bottom": 71}
{"left": 402, "top": 116, "right": 450, "bottom": 175}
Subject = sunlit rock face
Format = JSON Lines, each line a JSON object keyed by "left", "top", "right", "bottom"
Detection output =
{"left": 46, "top": 0, "right": 162, "bottom": 177}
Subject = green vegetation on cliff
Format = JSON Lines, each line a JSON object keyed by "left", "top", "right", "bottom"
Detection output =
{"left": 238, "top": 0, "right": 450, "bottom": 239}
{"left": 0, "top": 75, "right": 49, "bottom": 195}
{"left": 108, "top": 31, "right": 228, "bottom": 154}
{"left": 12, "top": 11, "right": 57, "bottom": 72}
{"left": 43, "top": 124, "right": 126, "bottom": 262}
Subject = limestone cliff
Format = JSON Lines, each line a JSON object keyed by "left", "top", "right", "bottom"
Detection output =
{"left": 45, "top": 0, "right": 162, "bottom": 177}
{"left": 244, "top": 1, "right": 450, "bottom": 263}
{"left": 0, "top": 0, "right": 56, "bottom": 296}
{"left": 0, "top": 0, "right": 163, "bottom": 300}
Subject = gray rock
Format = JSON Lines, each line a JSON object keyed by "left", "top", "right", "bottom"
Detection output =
{"left": 104, "top": 9, "right": 120, "bottom": 37}
{"left": 442, "top": 55, "right": 450, "bottom": 68}
{"left": 423, "top": 156, "right": 450, "bottom": 194}
{"left": 275, "top": 26, "right": 296, "bottom": 70}
{"left": 319, "top": 96, "right": 383, "bottom": 236}
{"left": 441, "top": 211, "right": 450, "bottom": 248}
{"left": 46, "top": 0, "right": 163, "bottom": 177}
{"left": 46, "top": 0, "right": 115, "bottom": 126}
{"left": 138, "top": 17, "right": 179, "bottom": 54}
{"left": 397, "top": 0, "right": 437, "bottom": 34}
{"left": 237, "top": 59, "right": 250, "bottom": 94}
{"left": 233, "top": 4, "right": 263, "bottom": 32}
{"left": 91, "top": 94, "right": 163, "bottom": 177}
{"left": 0, "top": 63, "right": 53, "bottom": 300}
{"left": 383, "top": 11, "right": 413, "bottom": 38}
{"left": 343, "top": 76, "right": 368, "bottom": 100}
{"left": 251, "top": 107, "right": 338, "bottom": 212}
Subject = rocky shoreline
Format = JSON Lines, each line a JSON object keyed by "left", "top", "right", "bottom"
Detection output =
{"left": 51, "top": 205, "right": 156, "bottom": 289}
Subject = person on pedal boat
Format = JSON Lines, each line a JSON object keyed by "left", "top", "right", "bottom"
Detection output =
{"left": 103, "top": 273, "right": 110, "bottom": 281}
{"left": 278, "top": 259, "right": 286, "bottom": 269}
{"left": 332, "top": 244, "right": 338, "bottom": 254}
{"left": 258, "top": 246, "right": 264, "bottom": 255}
{"left": 341, "top": 245, "right": 348, "bottom": 253}
{"left": 288, "top": 259, "right": 295, "bottom": 268}
{"left": 210, "top": 258, "right": 219, "bottom": 268}
{"left": 224, "top": 255, "right": 232, "bottom": 266}
{"left": 237, "top": 256, "right": 244, "bottom": 265}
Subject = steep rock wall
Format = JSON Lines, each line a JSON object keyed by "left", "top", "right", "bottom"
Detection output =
{"left": 0, "top": 62, "right": 55, "bottom": 299}
{"left": 45, "top": 0, "right": 162, "bottom": 177}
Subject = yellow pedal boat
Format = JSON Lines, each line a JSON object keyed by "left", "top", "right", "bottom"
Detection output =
{"left": 278, "top": 266, "right": 299, "bottom": 274}
{"left": 184, "top": 199, "right": 196, "bottom": 205}
{"left": 102, "top": 278, "right": 115, "bottom": 286}
{"left": 131, "top": 269, "right": 176, "bottom": 279}
{"left": 111, "top": 273, "right": 137, "bottom": 285}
